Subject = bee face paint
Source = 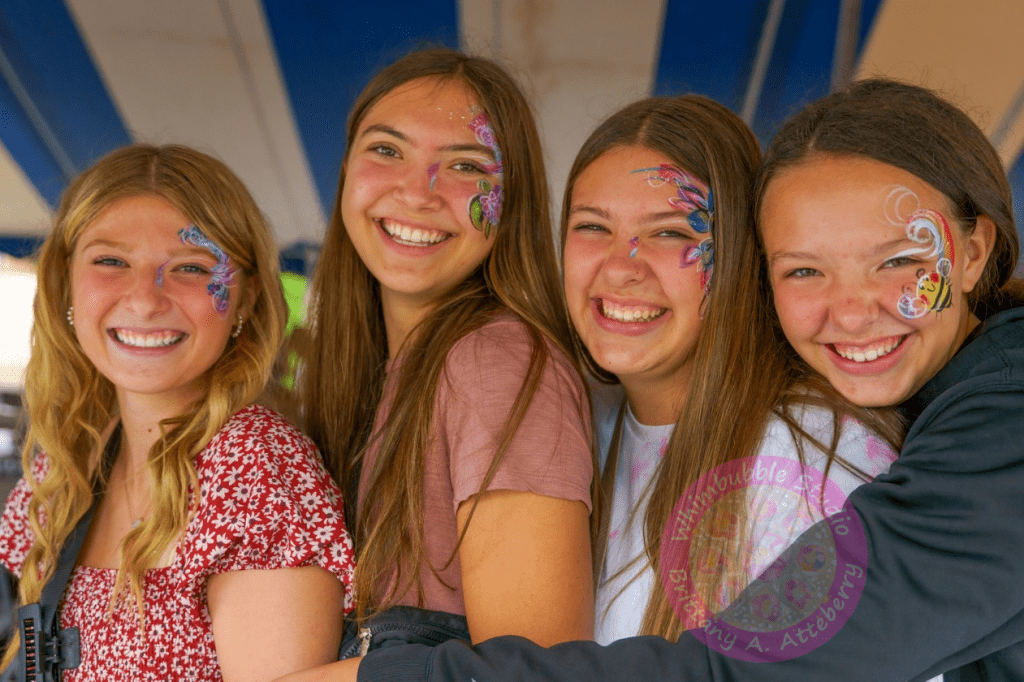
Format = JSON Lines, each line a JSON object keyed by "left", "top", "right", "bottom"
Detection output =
{"left": 467, "top": 109, "right": 503, "bottom": 238}
{"left": 632, "top": 165, "right": 715, "bottom": 293}
{"left": 884, "top": 187, "right": 956, "bottom": 319}
{"left": 177, "top": 224, "right": 236, "bottom": 315}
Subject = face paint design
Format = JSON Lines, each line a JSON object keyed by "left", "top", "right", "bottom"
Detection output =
{"left": 155, "top": 262, "right": 167, "bottom": 287}
{"left": 629, "top": 236, "right": 639, "bottom": 259}
{"left": 884, "top": 186, "right": 956, "bottom": 319}
{"left": 177, "top": 224, "right": 236, "bottom": 315}
{"left": 427, "top": 162, "right": 440, "bottom": 192}
{"left": 633, "top": 164, "right": 715, "bottom": 293}
{"left": 467, "top": 109, "right": 503, "bottom": 238}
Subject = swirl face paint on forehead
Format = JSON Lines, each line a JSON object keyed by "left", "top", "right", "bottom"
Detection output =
{"left": 177, "top": 224, "right": 236, "bottom": 315}
{"left": 632, "top": 164, "right": 716, "bottom": 293}
{"left": 467, "top": 108, "right": 503, "bottom": 238}
{"left": 883, "top": 187, "right": 956, "bottom": 319}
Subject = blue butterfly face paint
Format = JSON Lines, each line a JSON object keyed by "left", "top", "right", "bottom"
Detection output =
{"left": 177, "top": 224, "right": 236, "bottom": 315}
{"left": 632, "top": 165, "right": 715, "bottom": 294}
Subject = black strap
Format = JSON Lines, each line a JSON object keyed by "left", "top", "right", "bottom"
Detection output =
{"left": 16, "top": 424, "right": 120, "bottom": 681}
{"left": 592, "top": 400, "right": 627, "bottom": 585}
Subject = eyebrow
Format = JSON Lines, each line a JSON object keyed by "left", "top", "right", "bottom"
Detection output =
{"left": 769, "top": 237, "right": 919, "bottom": 266}
{"left": 359, "top": 125, "right": 496, "bottom": 158}
{"left": 568, "top": 206, "right": 692, "bottom": 226}
{"left": 79, "top": 238, "right": 214, "bottom": 258}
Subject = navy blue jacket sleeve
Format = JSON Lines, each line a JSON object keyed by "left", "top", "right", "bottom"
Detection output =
{"left": 358, "top": 354, "right": 1024, "bottom": 682}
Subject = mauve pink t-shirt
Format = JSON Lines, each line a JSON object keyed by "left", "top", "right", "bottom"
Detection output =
{"left": 359, "top": 315, "right": 593, "bottom": 615}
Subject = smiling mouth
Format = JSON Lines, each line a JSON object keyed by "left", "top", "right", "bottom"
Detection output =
{"left": 598, "top": 299, "right": 667, "bottom": 323}
{"left": 830, "top": 335, "right": 906, "bottom": 363}
{"left": 111, "top": 329, "right": 186, "bottom": 348}
{"left": 378, "top": 219, "right": 450, "bottom": 246}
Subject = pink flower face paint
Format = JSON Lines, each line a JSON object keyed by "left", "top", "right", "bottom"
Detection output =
{"left": 177, "top": 224, "right": 235, "bottom": 315}
{"left": 632, "top": 165, "right": 715, "bottom": 293}
{"left": 884, "top": 187, "right": 956, "bottom": 319}
{"left": 427, "top": 162, "right": 440, "bottom": 191}
{"left": 629, "top": 236, "right": 639, "bottom": 258}
{"left": 467, "top": 109, "right": 503, "bottom": 238}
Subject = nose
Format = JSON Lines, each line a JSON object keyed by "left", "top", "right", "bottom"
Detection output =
{"left": 394, "top": 161, "right": 444, "bottom": 210}
{"left": 827, "top": 278, "right": 881, "bottom": 333}
{"left": 124, "top": 266, "right": 172, "bottom": 316}
{"left": 600, "top": 236, "right": 647, "bottom": 288}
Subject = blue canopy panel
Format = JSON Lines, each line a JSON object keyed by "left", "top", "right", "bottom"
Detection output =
{"left": 262, "top": 0, "right": 459, "bottom": 216}
{"left": 653, "top": 0, "right": 882, "bottom": 143}
{"left": 0, "top": 0, "right": 131, "bottom": 208}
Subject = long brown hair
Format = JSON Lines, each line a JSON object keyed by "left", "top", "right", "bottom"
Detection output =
{"left": 298, "top": 49, "right": 584, "bottom": 619}
{"left": 14, "top": 144, "right": 286, "bottom": 656}
{"left": 755, "top": 78, "right": 1023, "bottom": 316}
{"left": 562, "top": 96, "right": 905, "bottom": 641}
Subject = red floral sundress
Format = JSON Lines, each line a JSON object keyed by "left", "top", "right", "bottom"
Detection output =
{"left": 0, "top": 405, "right": 355, "bottom": 681}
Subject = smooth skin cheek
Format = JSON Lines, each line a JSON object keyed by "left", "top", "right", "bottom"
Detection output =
{"left": 761, "top": 155, "right": 995, "bottom": 407}
{"left": 208, "top": 566, "right": 346, "bottom": 682}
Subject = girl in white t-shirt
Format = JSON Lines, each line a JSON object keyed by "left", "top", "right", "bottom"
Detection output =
{"left": 560, "top": 96, "right": 903, "bottom": 644}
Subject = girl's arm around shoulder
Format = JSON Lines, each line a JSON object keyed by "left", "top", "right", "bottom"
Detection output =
{"left": 199, "top": 405, "right": 356, "bottom": 682}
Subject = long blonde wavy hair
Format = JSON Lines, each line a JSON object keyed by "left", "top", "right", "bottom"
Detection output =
{"left": 296, "top": 49, "right": 588, "bottom": 620}
{"left": 15, "top": 144, "right": 287, "bottom": 629}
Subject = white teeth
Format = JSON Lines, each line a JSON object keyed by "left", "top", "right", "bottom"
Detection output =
{"left": 834, "top": 338, "right": 900, "bottom": 363}
{"left": 114, "top": 329, "right": 185, "bottom": 348}
{"left": 600, "top": 300, "right": 666, "bottom": 323}
{"left": 381, "top": 220, "right": 447, "bottom": 245}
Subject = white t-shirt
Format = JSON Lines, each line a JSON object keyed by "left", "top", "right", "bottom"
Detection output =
{"left": 592, "top": 383, "right": 899, "bottom": 646}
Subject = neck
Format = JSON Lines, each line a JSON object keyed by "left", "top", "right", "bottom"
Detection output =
{"left": 381, "top": 290, "right": 434, "bottom": 360}
{"left": 115, "top": 387, "right": 200, "bottom": 470}
{"left": 618, "top": 373, "right": 688, "bottom": 427}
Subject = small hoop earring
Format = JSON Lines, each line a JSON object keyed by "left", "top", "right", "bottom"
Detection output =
{"left": 232, "top": 313, "right": 244, "bottom": 338}
{"left": 66, "top": 306, "right": 75, "bottom": 327}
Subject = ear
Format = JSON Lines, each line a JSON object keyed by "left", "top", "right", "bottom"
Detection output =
{"left": 960, "top": 215, "right": 997, "bottom": 294}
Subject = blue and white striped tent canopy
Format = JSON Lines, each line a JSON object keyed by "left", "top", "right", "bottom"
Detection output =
{"left": 1, "top": 0, "right": 1023, "bottom": 264}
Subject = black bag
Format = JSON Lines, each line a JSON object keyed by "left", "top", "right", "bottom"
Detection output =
{"left": 338, "top": 605, "right": 470, "bottom": 659}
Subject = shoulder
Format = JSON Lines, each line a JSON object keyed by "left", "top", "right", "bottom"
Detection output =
{"left": 197, "top": 404, "right": 324, "bottom": 487}
{"left": 760, "top": 404, "right": 896, "bottom": 482}
{"left": 443, "top": 315, "right": 582, "bottom": 397}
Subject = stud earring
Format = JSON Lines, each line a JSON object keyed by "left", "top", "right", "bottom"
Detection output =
{"left": 66, "top": 306, "right": 74, "bottom": 327}
{"left": 232, "top": 313, "right": 244, "bottom": 338}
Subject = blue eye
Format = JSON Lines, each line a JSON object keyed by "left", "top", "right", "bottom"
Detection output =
{"left": 786, "top": 267, "right": 819, "bottom": 278}
{"left": 93, "top": 257, "right": 125, "bottom": 267}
